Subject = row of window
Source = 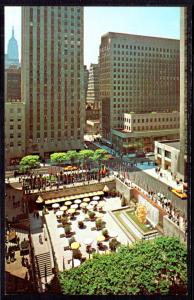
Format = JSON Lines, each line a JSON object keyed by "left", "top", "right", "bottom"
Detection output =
{"left": 124, "top": 124, "right": 177, "bottom": 131}
{"left": 124, "top": 116, "right": 179, "bottom": 123}
{"left": 113, "top": 44, "right": 178, "bottom": 53}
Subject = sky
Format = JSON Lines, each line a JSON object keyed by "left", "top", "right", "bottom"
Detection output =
{"left": 5, "top": 6, "right": 180, "bottom": 68}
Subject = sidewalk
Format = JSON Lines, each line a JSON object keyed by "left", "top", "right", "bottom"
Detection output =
{"left": 143, "top": 167, "right": 183, "bottom": 190}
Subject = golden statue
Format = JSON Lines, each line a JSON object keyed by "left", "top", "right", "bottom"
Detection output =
{"left": 135, "top": 204, "right": 147, "bottom": 224}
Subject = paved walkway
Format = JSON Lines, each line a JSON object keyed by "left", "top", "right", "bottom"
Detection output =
{"left": 143, "top": 167, "right": 183, "bottom": 190}
{"left": 44, "top": 197, "right": 132, "bottom": 272}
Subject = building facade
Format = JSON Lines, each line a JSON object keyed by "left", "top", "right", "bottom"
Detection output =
{"left": 5, "top": 27, "right": 20, "bottom": 68}
{"left": 112, "top": 112, "right": 180, "bottom": 154}
{"left": 99, "top": 32, "right": 180, "bottom": 139}
{"left": 178, "top": 7, "right": 188, "bottom": 180}
{"left": 21, "top": 6, "right": 85, "bottom": 158}
{"left": 86, "top": 63, "right": 99, "bottom": 104}
{"left": 154, "top": 140, "right": 180, "bottom": 175}
{"left": 84, "top": 65, "right": 89, "bottom": 102}
{"left": 5, "top": 102, "right": 26, "bottom": 167}
{"left": 5, "top": 66, "right": 21, "bottom": 102}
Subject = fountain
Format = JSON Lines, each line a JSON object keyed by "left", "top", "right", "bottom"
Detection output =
{"left": 135, "top": 204, "right": 147, "bottom": 224}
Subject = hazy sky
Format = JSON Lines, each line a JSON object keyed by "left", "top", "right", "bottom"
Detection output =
{"left": 5, "top": 6, "right": 180, "bottom": 68}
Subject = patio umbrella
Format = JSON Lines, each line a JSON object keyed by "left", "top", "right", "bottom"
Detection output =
{"left": 65, "top": 201, "right": 72, "bottom": 206}
{"left": 83, "top": 198, "right": 90, "bottom": 203}
{"left": 98, "top": 191, "right": 104, "bottom": 195}
{"left": 95, "top": 212, "right": 104, "bottom": 219}
{"left": 80, "top": 202, "right": 87, "bottom": 208}
{"left": 96, "top": 235, "right": 105, "bottom": 242}
{"left": 71, "top": 204, "right": 78, "bottom": 209}
{"left": 52, "top": 203, "right": 60, "bottom": 209}
{"left": 98, "top": 201, "right": 105, "bottom": 207}
{"left": 60, "top": 206, "right": 68, "bottom": 211}
{"left": 71, "top": 242, "right": 80, "bottom": 250}
{"left": 74, "top": 199, "right": 81, "bottom": 204}
{"left": 56, "top": 210, "right": 63, "bottom": 217}
{"left": 92, "top": 196, "right": 100, "bottom": 201}
{"left": 87, "top": 205, "right": 93, "bottom": 210}
{"left": 90, "top": 200, "right": 98, "bottom": 206}
{"left": 83, "top": 238, "right": 93, "bottom": 246}
{"left": 67, "top": 208, "right": 76, "bottom": 214}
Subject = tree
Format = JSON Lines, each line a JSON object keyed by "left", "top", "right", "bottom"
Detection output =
{"left": 66, "top": 151, "right": 78, "bottom": 165}
{"left": 59, "top": 236, "right": 187, "bottom": 295}
{"left": 92, "top": 149, "right": 109, "bottom": 168}
{"left": 79, "top": 150, "right": 94, "bottom": 168}
{"left": 50, "top": 153, "right": 68, "bottom": 164}
{"left": 19, "top": 155, "right": 40, "bottom": 171}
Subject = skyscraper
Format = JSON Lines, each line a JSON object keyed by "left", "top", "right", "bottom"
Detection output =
{"left": 21, "top": 6, "right": 85, "bottom": 159}
{"left": 178, "top": 7, "right": 188, "bottom": 181}
{"left": 99, "top": 32, "right": 180, "bottom": 139}
{"left": 5, "top": 27, "right": 19, "bottom": 68}
{"left": 86, "top": 63, "right": 99, "bottom": 105}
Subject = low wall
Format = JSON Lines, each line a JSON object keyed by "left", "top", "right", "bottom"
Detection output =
{"left": 132, "top": 188, "right": 166, "bottom": 227}
{"left": 24, "top": 179, "right": 116, "bottom": 202}
{"left": 163, "top": 215, "right": 186, "bottom": 244}
{"left": 115, "top": 178, "right": 132, "bottom": 204}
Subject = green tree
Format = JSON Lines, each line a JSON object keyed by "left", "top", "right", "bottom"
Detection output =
{"left": 50, "top": 152, "right": 68, "bottom": 164}
{"left": 19, "top": 155, "right": 40, "bottom": 171}
{"left": 59, "top": 236, "right": 187, "bottom": 295}
{"left": 66, "top": 150, "right": 78, "bottom": 165}
{"left": 92, "top": 149, "right": 109, "bottom": 168}
{"left": 79, "top": 150, "right": 94, "bottom": 168}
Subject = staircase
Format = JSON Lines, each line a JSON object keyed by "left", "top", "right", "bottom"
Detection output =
{"left": 35, "top": 252, "right": 53, "bottom": 279}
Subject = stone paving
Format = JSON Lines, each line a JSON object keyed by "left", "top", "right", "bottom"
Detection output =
{"left": 143, "top": 167, "right": 184, "bottom": 190}
{"left": 44, "top": 196, "right": 131, "bottom": 271}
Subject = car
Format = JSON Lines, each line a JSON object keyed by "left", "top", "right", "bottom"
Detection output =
{"left": 171, "top": 188, "right": 187, "bottom": 200}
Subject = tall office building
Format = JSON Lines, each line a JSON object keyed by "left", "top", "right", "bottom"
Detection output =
{"left": 86, "top": 63, "right": 99, "bottom": 104}
{"left": 178, "top": 7, "right": 188, "bottom": 181}
{"left": 84, "top": 65, "right": 89, "bottom": 102}
{"left": 21, "top": 7, "right": 85, "bottom": 158}
{"left": 5, "top": 66, "right": 21, "bottom": 102}
{"left": 99, "top": 32, "right": 180, "bottom": 139}
{"left": 5, "top": 27, "right": 19, "bottom": 68}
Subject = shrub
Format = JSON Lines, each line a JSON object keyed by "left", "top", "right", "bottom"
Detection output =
{"left": 59, "top": 236, "right": 187, "bottom": 295}
{"left": 78, "top": 221, "right": 84, "bottom": 228}
{"left": 96, "top": 219, "right": 103, "bottom": 230}
{"left": 102, "top": 228, "right": 109, "bottom": 237}
{"left": 64, "top": 225, "right": 71, "bottom": 234}
{"left": 88, "top": 211, "right": 95, "bottom": 219}
{"left": 109, "top": 238, "right": 118, "bottom": 251}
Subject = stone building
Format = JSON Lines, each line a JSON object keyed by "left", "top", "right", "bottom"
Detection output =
{"left": 21, "top": 6, "right": 85, "bottom": 159}
{"left": 5, "top": 102, "right": 26, "bottom": 167}
{"left": 99, "top": 32, "right": 180, "bottom": 139}
{"left": 112, "top": 112, "right": 180, "bottom": 154}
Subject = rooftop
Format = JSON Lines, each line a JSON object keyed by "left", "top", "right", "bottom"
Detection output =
{"left": 161, "top": 140, "right": 180, "bottom": 150}
{"left": 102, "top": 32, "right": 179, "bottom": 42}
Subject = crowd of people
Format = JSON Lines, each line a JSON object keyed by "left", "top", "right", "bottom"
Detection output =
{"left": 22, "top": 168, "right": 110, "bottom": 194}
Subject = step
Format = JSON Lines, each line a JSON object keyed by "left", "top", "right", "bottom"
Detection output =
{"left": 35, "top": 252, "right": 53, "bottom": 278}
